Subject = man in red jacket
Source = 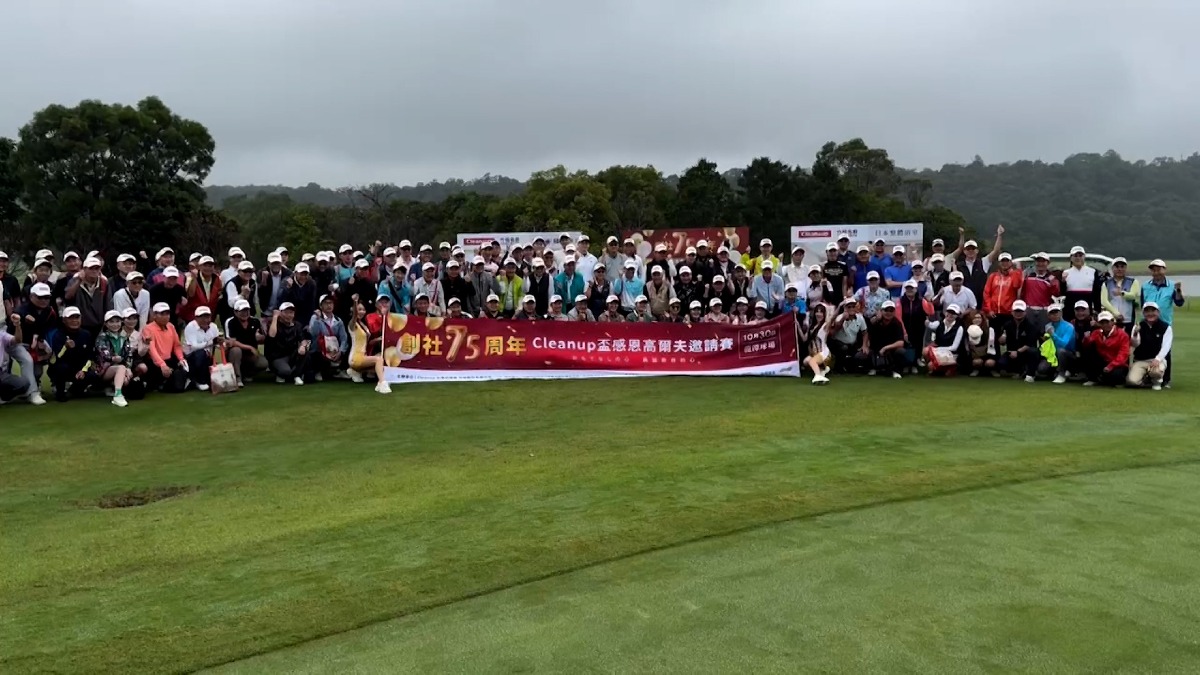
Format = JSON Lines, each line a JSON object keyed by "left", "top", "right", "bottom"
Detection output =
{"left": 983, "top": 252, "right": 1023, "bottom": 335}
{"left": 1082, "top": 311, "right": 1130, "bottom": 387}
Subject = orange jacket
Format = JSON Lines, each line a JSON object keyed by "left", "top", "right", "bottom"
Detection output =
{"left": 143, "top": 322, "right": 185, "bottom": 368}
{"left": 984, "top": 269, "right": 1023, "bottom": 315}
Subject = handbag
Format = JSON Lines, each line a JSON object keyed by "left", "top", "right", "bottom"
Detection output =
{"left": 209, "top": 347, "right": 238, "bottom": 394}
{"left": 924, "top": 344, "right": 957, "bottom": 369}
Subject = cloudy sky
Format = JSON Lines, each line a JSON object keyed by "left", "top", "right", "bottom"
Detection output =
{"left": 3, "top": 0, "right": 1198, "bottom": 187}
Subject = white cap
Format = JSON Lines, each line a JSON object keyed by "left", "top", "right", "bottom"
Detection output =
{"left": 809, "top": 264, "right": 822, "bottom": 273}
{"left": 1007, "top": 300, "right": 1026, "bottom": 312}
{"left": 274, "top": 246, "right": 288, "bottom": 254}
{"left": 447, "top": 297, "right": 461, "bottom": 306}
{"left": 116, "top": 253, "right": 136, "bottom": 263}
{"left": 294, "top": 262, "right": 310, "bottom": 273}
{"left": 35, "top": 248, "right": 53, "bottom": 259}
{"left": 559, "top": 232, "right": 571, "bottom": 240}
{"left": 522, "top": 294, "right": 536, "bottom": 304}
{"left": 574, "top": 294, "right": 587, "bottom": 303}
{"left": 709, "top": 297, "right": 723, "bottom": 307}
{"left": 1111, "top": 256, "right": 1127, "bottom": 265}
{"left": 826, "top": 242, "right": 838, "bottom": 251}
{"left": 1148, "top": 259, "right": 1167, "bottom": 268}
{"left": 1097, "top": 311, "right": 1114, "bottom": 321}
{"left": 762, "top": 261, "right": 774, "bottom": 270}
{"left": 689, "top": 300, "right": 702, "bottom": 309}
{"left": 606, "top": 235, "right": 619, "bottom": 244}
{"left": 949, "top": 271, "right": 964, "bottom": 280}
{"left": 339, "top": 244, "right": 353, "bottom": 253}
{"left": 856, "top": 245, "right": 870, "bottom": 253}
{"left": 550, "top": 294, "right": 563, "bottom": 304}
{"left": 267, "top": 252, "right": 283, "bottom": 263}
{"left": 228, "top": 246, "right": 245, "bottom": 257}
{"left": 392, "top": 261, "right": 408, "bottom": 272}
{"left": 606, "top": 294, "right": 620, "bottom": 303}
{"left": 353, "top": 250, "right": 364, "bottom": 258}
{"left": 104, "top": 309, "right": 122, "bottom": 322}
{"left": 315, "top": 252, "right": 329, "bottom": 262}
{"left": 945, "top": 304, "right": 961, "bottom": 314}
{"left": 486, "top": 293, "right": 500, "bottom": 302}
{"left": 911, "top": 259, "right": 924, "bottom": 268}
{"left": 238, "top": 260, "right": 255, "bottom": 271}
{"left": 1034, "top": 252, "right": 1050, "bottom": 260}
{"left": 413, "top": 292, "right": 429, "bottom": 301}
{"left": 654, "top": 243, "right": 668, "bottom": 252}
{"left": 163, "top": 266, "right": 180, "bottom": 278}
{"left": 1069, "top": 245, "right": 1085, "bottom": 255}
{"left": 760, "top": 238, "right": 772, "bottom": 247}
{"left": 419, "top": 244, "right": 433, "bottom": 252}
{"left": 195, "top": 306, "right": 212, "bottom": 316}
{"left": 234, "top": 299, "right": 251, "bottom": 311}
{"left": 532, "top": 258, "right": 546, "bottom": 267}
{"left": 452, "top": 247, "right": 466, "bottom": 256}
{"left": 154, "top": 247, "right": 172, "bottom": 259}
{"left": 121, "top": 307, "right": 139, "bottom": 318}
{"left": 866, "top": 271, "right": 880, "bottom": 280}
{"left": 422, "top": 262, "right": 436, "bottom": 271}
{"left": 503, "top": 257, "right": 517, "bottom": 266}
{"left": 712, "top": 275, "right": 725, "bottom": 283}
{"left": 447, "top": 259, "right": 461, "bottom": 268}
{"left": 736, "top": 296, "right": 748, "bottom": 304}
{"left": 382, "top": 247, "right": 397, "bottom": 257}
{"left": 881, "top": 300, "right": 896, "bottom": 309}
{"left": 30, "top": 282, "right": 52, "bottom": 296}
{"left": 793, "top": 245, "right": 805, "bottom": 254}
{"left": 678, "top": 265, "right": 691, "bottom": 275}
{"left": 439, "top": 241, "right": 452, "bottom": 249}
{"left": 755, "top": 300, "right": 768, "bottom": 309}
{"left": 622, "top": 237, "right": 635, "bottom": 245}
{"left": 301, "top": 252, "right": 314, "bottom": 262}
{"left": 964, "top": 240, "right": 978, "bottom": 248}
{"left": 278, "top": 302, "right": 296, "bottom": 311}
{"left": 189, "top": 252, "right": 202, "bottom": 262}
{"left": 903, "top": 279, "right": 918, "bottom": 288}
{"left": 1143, "top": 301, "right": 1159, "bottom": 311}
{"left": 892, "top": 245, "right": 905, "bottom": 254}
{"left": 152, "top": 302, "right": 171, "bottom": 313}
{"left": 354, "top": 259, "right": 370, "bottom": 269}
{"left": 669, "top": 297, "right": 681, "bottom": 305}
{"left": 62, "top": 306, "right": 81, "bottom": 318}
{"left": 685, "top": 246, "right": 697, "bottom": 255}
{"left": 634, "top": 294, "right": 649, "bottom": 304}
{"left": 1048, "top": 303, "right": 1064, "bottom": 312}
{"left": 83, "top": 257, "right": 103, "bottom": 268}
{"left": 697, "top": 239, "right": 709, "bottom": 248}
{"left": 837, "top": 232, "right": 850, "bottom": 241}
{"left": 717, "top": 245, "right": 730, "bottom": 254}
{"left": 932, "top": 238, "right": 945, "bottom": 246}
{"left": 651, "top": 267, "right": 663, "bottom": 275}
{"left": 624, "top": 260, "right": 637, "bottom": 269}
{"left": 594, "top": 262, "right": 606, "bottom": 271}
{"left": 64, "top": 250, "right": 80, "bottom": 260}
{"left": 472, "top": 255, "right": 485, "bottom": 265}
{"left": 786, "top": 283, "right": 799, "bottom": 292}
{"left": 562, "top": 255, "right": 576, "bottom": 265}
{"left": 998, "top": 252, "right": 1012, "bottom": 261}
{"left": 931, "top": 253, "right": 946, "bottom": 263}
{"left": 399, "top": 239, "right": 412, "bottom": 248}
{"left": 578, "top": 234, "right": 591, "bottom": 242}
{"left": 198, "top": 255, "right": 215, "bottom": 265}
{"left": 1074, "top": 300, "right": 1090, "bottom": 309}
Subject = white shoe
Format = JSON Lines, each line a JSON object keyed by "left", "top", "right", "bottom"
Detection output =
{"left": 293, "top": 377, "right": 305, "bottom": 386}
{"left": 111, "top": 394, "right": 128, "bottom": 408}
{"left": 349, "top": 370, "right": 364, "bottom": 383}
{"left": 375, "top": 381, "right": 392, "bottom": 394}
{"left": 892, "top": 372, "right": 903, "bottom": 380}
{"left": 334, "top": 370, "right": 351, "bottom": 380}
{"left": 969, "top": 370, "right": 979, "bottom": 377}
{"left": 315, "top": 373, "right": 324, "bottom": 382}
{"left": 1082, "top": 381, "right": 1096, "bottom": 387}
{"left": 1164, "top": 383, "right": 1172, "bottom": 389}
{"left": 1024, "top": 376, "right": 1035, "bottom": 383}
{"left": 236, "top": 378, "right": 244, "bottom": 388}
{"left": 1152, "top": 384, "right": 1163, "bottom": 391}
{"left": 26, "top": 392, "right": 46, "bottom": 406}
{"left": 276, "top": 377, "right": 287, "bottom": 384}
{"left": 811, "top": 374, "right": 823, "bottom": 384}
{"left": 1053, "top": 375, "right": 1067, "bottom": 384}
{"left": 197, "top": 383, "right": 210, "bottom": 392}
{"left": 867, "top": 369, "right": 877, "bottom": 376}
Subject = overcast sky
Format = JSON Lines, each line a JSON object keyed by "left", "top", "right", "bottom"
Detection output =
{"left": 3, "top": 0, "right": 1198, "bottom": 187}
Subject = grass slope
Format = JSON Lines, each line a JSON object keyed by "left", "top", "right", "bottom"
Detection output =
{"left": 1, "top": 316, "right": 1197, "bottom": 673}
{"left": 214, "top": 464, "right": 1200, "bottom": 674}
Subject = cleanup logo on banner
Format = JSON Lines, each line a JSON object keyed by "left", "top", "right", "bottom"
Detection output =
{"left": 790, "top": 223, "right": 923, "bottom": 265}
{"left": 373, "top": 314, "right": 799, "bottom": 383}
{"left": 456, "top": 231, "right": 583, "bottom": 257}
{"left": 622, "top": 228, "right": 751, "bottom": 259}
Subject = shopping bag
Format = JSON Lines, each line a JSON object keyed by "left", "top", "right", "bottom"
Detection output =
{"left": 320, "top": 334, "right": 341, "bottom": 362}
{"left": 209, "top": 348, "right": 238, "bottom": 395}
{"left": 924, "top": 344, "right": 957, "bottom": 369}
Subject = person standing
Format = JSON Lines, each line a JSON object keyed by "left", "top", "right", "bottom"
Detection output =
{"left": 751, "top": 261, "right": 785, "bottom": 314}
{"left": 982, "top": 252, "right": 1023, "bottom": 335}
{"left": 951, "top": 224, "right": 1004, "bottom": 303}
{"left": 1061, "top": 246, "right": 1101, "bottom": 312}
{"left": 1101, "top": 257, "right": 1140, "bottom": 332}
{"left": 1020, "top": 252, "right": 1059, "bottom": 333}
{"left": 821, "top": 245, "right": 851, "bottom": 305}
{"left": 882, "top": 246, "right": 913, "bottom": 299}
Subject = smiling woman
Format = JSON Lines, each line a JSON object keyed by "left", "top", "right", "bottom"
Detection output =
{"left": 0, "top": 314, "right": 1196, "bottom": 672}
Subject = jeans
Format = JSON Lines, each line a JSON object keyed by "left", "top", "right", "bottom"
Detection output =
{"left": 1035, "top": 348, "right": 1074, "bottom": 378}
{"left": 185, "top": 350, "right": 212, "bottom": 386}
{"left": 998, "top": 352, "right": 1036, "bottom": 377}
{"left": 7, "top": 344, "right": 41, "bottom": 397}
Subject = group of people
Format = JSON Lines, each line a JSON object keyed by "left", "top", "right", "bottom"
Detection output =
{"left": 0, "top": 227, "right": 1186, "bottom": 407}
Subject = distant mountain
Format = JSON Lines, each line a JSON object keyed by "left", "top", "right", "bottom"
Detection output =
{"left": 205, "top": 174, "right": 526, "bottom": 208}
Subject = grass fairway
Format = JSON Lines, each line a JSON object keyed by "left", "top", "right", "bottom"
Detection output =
{"left": 2, "top": 314, "right": 1198, "bottom": 673}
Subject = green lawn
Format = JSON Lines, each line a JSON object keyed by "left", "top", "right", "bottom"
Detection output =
{"left": 2, "top": 315, "right": 1198, "bottom": 674}
{"left": 1125, "top": 259, "right": 1200, "bottom": 274}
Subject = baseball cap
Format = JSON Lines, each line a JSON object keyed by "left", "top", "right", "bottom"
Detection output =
{"left": 354, "top": 259, "right": 370, "bottom": 269}
{"left": 1148, "top": 259, "right": 1167, "bottom": 269}
{"left": 762, "top": 261, "right": 774, "bottom": 270}
{"left": 522, "top": 294, "right": 536, "bottom": 304}
{"left": 439, "top": 241, "right": 451, "bottom": 250}
{"left": 685, "top": 246, "right": 697, "bottom": 255}
{"left": 422, "top": 262, "right": 436, "bottom": 271}
{"left": 104, "top": 309, "right": 122, "bottom": 322}
{"left": 532, "top": 258, "right": 546, "bottom": 268}
{"left": 606, "top": 235, "right": 619, "bottom": 244}
{"left": 127, "top": 271, "right": 145, "bottom": 281}
{"left": 651, "top": 267, "right": 663, "bottom": 275}
{"left": 163, "top": 266, "right": 180, "bottom": 278}
{"left": 873, "top": 238, "right": 885, "bottom": 245}
{"left": 383, "top": 247, "right": 397, "bottom": 257}
{"left": 709, "top": 297, "right": 723, "bottom": 306}
{"left": 717, "top": 246, "right": 730, "bottom": 254}
{"left": 949, "top": 271, "right": 964, "bottom": 280}
{"left": 903, "top": 279, "right": 918, "bottom": 288}
{"left": 562, "top": 255, "right": 576, "bottom": 265}
{"left": 62, "top": 307, "right": 81, "bottom": 318}
{"left": 419, "top": 244, "right": 433, "bottom": 252}
{"left": 755, "top": 300, "right": 767, "bottom": 309}
{"left": 447, "top": 260, "right": 461, "bottom": 268}
{"left": 234, "top": 299, "right": 251, "bottom": 311}
{"left": 932, "top": 238, "right": 945, "bottom": 246}
{"left": 486, "top": 293, "right": 500, "bottom": 303}
{"left": 1111, "top": 257, "right": 1127, "bottom": 265}
{"left": 195, "top": 306, "right": 212, "bottom": 316}
{"left": 654, "top": 243, "right": 668, "bottom": 252}
{"left": 550, "top": 294, "right": 562, "bottom": 304}
{"left": 238, "top": 260, "right": 255, "bottom": 271}
{"left": 278, "top": 302, "right": 296, "bottom": 311}
{"left": 881, "top": 300, "right": 896, "bottom": 309}
{"left": 228, "top": 246, "right": 245, "bottom": 257}
{"left": 503, "top": 257, "right": 517, "bottom": 267}
{"left": 825, "top": 242, "right": 838, "bottom": 251}
{"left": 121, "top": 307, "right": 138, "bottom": 318}
{"left": 1074, "top": 300, "right": 1090, "bottom": 309}
{"left": 1048, "top": 303, "right": 1064, "bottom": 312}
{"left": 697, "top": 240, "right": 709, "bottom": 248}
{"left": 689, "top": 300, "right": 702, "bottom": 309}
{"left": 998, "top": 252, "right": 1012, "bottom": 261}
{"left": 559, "top": 232, "right": 571, "bottom": 240}
{"left": 294, "top": 262, "right": 310, "bottom": 273}
{"left": 624, "top": 260, "right": 637, "bottom": 269}
{"left": 1034, "top": 252, "right": 1050, "bottom": 260}
{"left": 678, "top": 265, "right": 691, "bottom": 275}
{"left": 1069, "top": 246, "right": 1085, "bottom": 255}
{"left": 837, "top": 233, "right": 850, "bottom": 241}
{"left": 578, "top": 234, "right": 590, "bottom": 242}
{"left": 964, "top": 240, "right": 978, "bottom": 248}
{"left": 866, "top": 271, "right": 880, "bottom": 280}
{"left": 30, "top": 283, "right": 52, "bottom": 297}
{"left": 35, "top": 248, "right": 53, "bottom": 259}
{"left": 1144, "top": 301, "right": 1159, "bottom": 311}
{"left": 399, "top": 239, "right": 412, "bottom": 248}
{"left": 267, "top": 252, "right": 283, "bottom": 263}
{"left": 155, "top": 247, "right": 173, "bottom": 259}
{"left": 635, "top": 294, "right": 649, "bottom": 304}
{"left": 809, "top": 264, "right": 822, "bottom": 273}
{"left": 786, "top": 283, "right": 799, "bottom": 292}
{"left": 911, "top": 260, "right": 924, "bottom": 268}
{"left": 892, "top": 245, "right": 905, "bottom": 254}
{"left": 447, "top": 297, "right": 461, "bottom": 306}
{"left": 189, "top": 252, "right": 202, "bottom": 262}
{"left": 712, "top": 275, "right": 725, "bottom": 283}
{"left": 116, "top": 253, "right": 136, "bottom": 263}
{"left": 931, "top": 253, "right": 946, "bottom": 263}
{"left": 1097, "top": 311, "right": 1115, "bottom": 322}
{"left": 198, "top": 255, "right": 215, "bottom": 265}
{"left": 1012, "top": 300, "right": 1028, "bottom": 311}
{"left": 64, "top": 251, "right": 80, "bottom": 260}
{"left": 606, "top": 294, "right": 620, "bottom": 303}
{"left": 760, "top": 238, "right": 772, "bottom": 247}
{"left": 594, "top": 262, "right": 606, "bottom": 271}
{"left": 413, "top": 292, "right": 429, "bottom": 301}
{"left": 339, "top": 244, "right": 353, "bottom": 253}
{"left": 83, "top": 257, "right": 103, "bottom": 268}
{"left": 574, "top": 294, "right": 587, "bottom": 303}
{"left": 945, "top": 304, "right": 961, "bottom": 314}
{"left": 152, "top": 302, "right": 171, "bottom": 313}
{"left": 669, "top": 297, "right": 681, "bottom": 306}
{"left": 736, "top": 297, "right": 748, "bottom": 304}
{"left": 392, "top": 261, "right": 408, "bottom": 272}
{"left": 856, "top": 245, "right": 870, "bottom": 253}
{"left": 472, "top": 255, "right": 485, "bottom": 265}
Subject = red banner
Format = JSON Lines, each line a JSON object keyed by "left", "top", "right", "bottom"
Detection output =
{"left": 622, "top": 227, "right": 751, "bottom": 259}
{"left": 378, "top": 314, "right": 799, "bottom": 383}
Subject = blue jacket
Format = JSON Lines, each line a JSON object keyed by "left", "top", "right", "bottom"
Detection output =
{"left": 780, "top": 296, "right": 807, "bottom": 316}
{"left": 376, "top": 277, "right": 411, "bottom": 314}
{"left": 307, "top": 314, "right": 349, "bottom": 355}
{"left": 751, "top": 274, "right": 786, "bottom": 311}
{"left": 1141, "top": 278, "right": 1184, "bottom": 325}
{"left": 1047, "top": 319, "right": 1075, "bottom": 352}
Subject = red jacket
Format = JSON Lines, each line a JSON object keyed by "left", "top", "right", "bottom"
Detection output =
{"left": 181, "top": 273, "right": 223, "bottom": 323}
{"left": 984, "top": 269, "right": 1023, "bottom": 315}
{"left": 1084, "top": 326, "right": 1130, "bottom": 371}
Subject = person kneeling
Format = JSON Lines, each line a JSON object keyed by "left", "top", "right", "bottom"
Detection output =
{"left": 266, "top": 302, "right": 314, "bottom": 385}
{"left": 94, "top": 310, "right": 134, "bottom": 406}
{"left": 144, "top": 302, "right": 190, "bottom": 393}
{"left": 49, "top": 307, "right": 99, "bottom": 402}
{"left": 182, "top": 306, "right": 221, "bottom": 391}
{"left": 223, "top": 299, "right": 268, "bottom": 387}
{"left": 1127, "top": 302, "right": 1171, "bottom": 391}
{"left": 866, "top": 300, "right": 905, "bottom": 379}
{"left": 1081, "top": 311, "right": 1130, "bottom": 387}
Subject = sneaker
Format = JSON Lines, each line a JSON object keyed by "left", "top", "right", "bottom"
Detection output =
{"left": 276, "top": 377, "right": 287, "bottom": 384}
{"left": 1052, "top": 375, "right": 1067, "bottom": 384}
{"left": 26, "top": 392, "right": 46, "bottom": 406}
{"left": 105, "top": 387, "right": 115, "bottom": 397}
{"left": 334, "top": 370, "right": 351, "bottom": 380}
{"left": 111, "top": 394, "right": 128, "bottom": 408}
{"left": 1152, "top": 384, "right": 1163, "bottom": 391}
{"left": 892, "top": 372, "right": 903, "bottom": 380}
{"left": 811, "top": 374, "right": 823, "bottom": 384}
{"left": 991, "top": 371, "right": 1001, "bottom": 378}
{"left": 1164, "top": 383, "right": 1172, "bottom": 389}
{"left": 1082, "top": 381, "right": 1096, "bottom": 387}
{"left": 867, "top": 369, "right": 877, "bottom": 376}
{"left": 821, "top": 366, "right": 831, "bottom": 377}
{"left": 197, "top": 383, "right": 210, "bottom": 392}
{"left": 294, "top": 377, "right": 305, "bottom": 386}
{"left": 1024, "top": 376, "right": 1035, "bottom": 383}
{"left": 969, "top": 370, "right": 979, "bottom": 377}
{"left": 236, "top": 378, "right": 245, "bottom": 388}
{"left": 349, "top": 370, "right": 365, "bottom": 383}
{"left": 315, "top": 373, "right": 324, "bottom": 382}
{"left": 375, "top": 381, "right": 392, "bottom": 394}
{"left": 910, "top": 367, "right": 919, "bottom": 375}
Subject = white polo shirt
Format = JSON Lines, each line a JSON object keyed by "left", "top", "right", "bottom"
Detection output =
{"left": 1062, "top": 265, "right": 1097, "bottom": 293}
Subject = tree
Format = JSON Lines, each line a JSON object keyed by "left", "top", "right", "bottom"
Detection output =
{"left": 821, "top": 138, "right": 900, "bottom": 197}
{"left": 671, "top": 159, "right": 735, "bottom": 229}
{"left": 595, "top": 165, "right": 675, "bottom": 232}
{"left": 737, "top": 157, "right": 812, "bottom": 245}
{"left": 491, "top": 166, "right": 617, "bottom": 241}
{"left": 11, "top": 96, "right": 215, "bottom": 257}
{"left": 0, "top": 137, "right": 34, "bottom": 262}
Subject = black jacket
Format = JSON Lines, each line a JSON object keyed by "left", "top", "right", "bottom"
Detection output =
{"left": 1001, "top": 317, "right": 1036, "bottom": 355}
{"left": 282, "top": 278, "right": 320, "bottom": 323}
{"left": 337, "top": 277, "right": 377, "bottom": 320}
{"left": 265, "top": 320, "right": 309, "bottom": 361}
